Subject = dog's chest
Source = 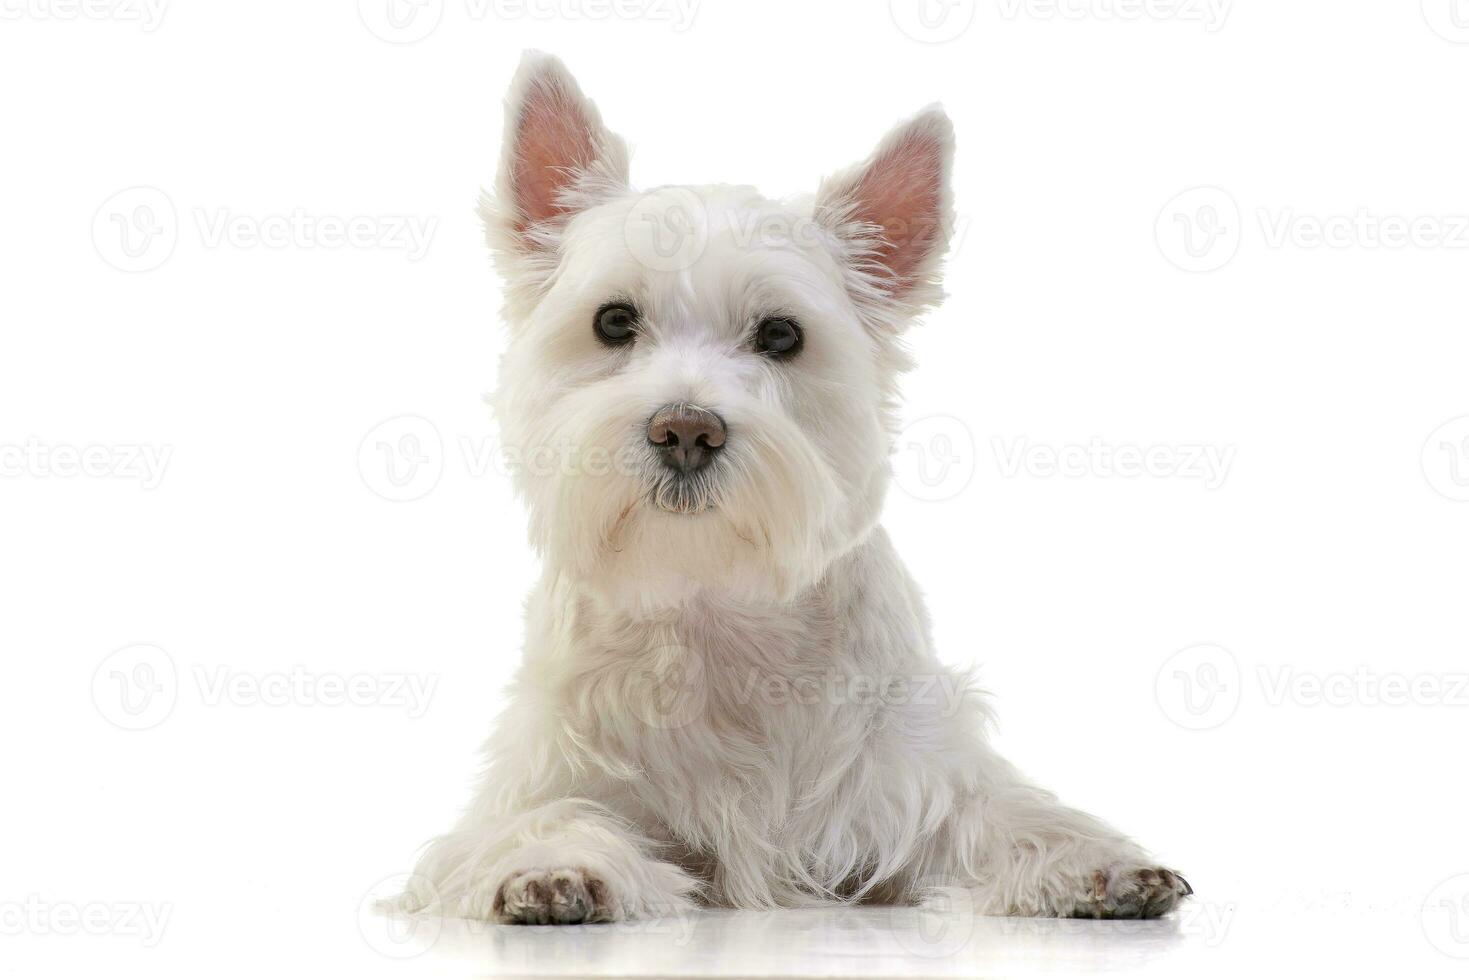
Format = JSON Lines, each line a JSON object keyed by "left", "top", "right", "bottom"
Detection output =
{"left": 562, "top": 593, "right": 874, "bottom": 780}
{"left": 643, "top": 598, "right": 843, "bottom": 733}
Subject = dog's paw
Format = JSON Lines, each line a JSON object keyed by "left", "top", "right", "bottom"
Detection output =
{"left": 492, "top": 867, "right": 615, "bottom": 925}
{"left": 1069, "top": 865, "right": 1192, "bottom": 919}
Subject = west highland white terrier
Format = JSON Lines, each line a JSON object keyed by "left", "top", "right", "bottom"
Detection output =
{"left": 394, "top": 52, "right": 1190, "bottom": 925}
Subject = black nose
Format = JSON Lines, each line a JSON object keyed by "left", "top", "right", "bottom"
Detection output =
{"left": 647, "top": 404, "right": 726, "bottom": 475}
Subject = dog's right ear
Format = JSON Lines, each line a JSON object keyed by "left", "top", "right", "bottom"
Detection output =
{"left": 814, "top": 107, "right": 954, "bottom": 326}
{"left": 482, "top": 52, "right": 629, "bottom": 296}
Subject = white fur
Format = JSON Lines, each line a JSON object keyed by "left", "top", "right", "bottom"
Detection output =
{"left": 392, "top": 52, "right": 1189, "bottom": 925}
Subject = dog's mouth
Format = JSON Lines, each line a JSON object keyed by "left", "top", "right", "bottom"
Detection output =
{"left": 647, "top": 470, "right": 719, "bottom": 515}
{"left": 654, "top": 500, "right": 714, "bottom": 516}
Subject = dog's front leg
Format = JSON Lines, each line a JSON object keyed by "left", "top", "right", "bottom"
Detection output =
{"left": 400, "top": 798, "right": 701, "bottom": 925}
{"left": 929, "top": 748, "right": 1191, "bottom": 919}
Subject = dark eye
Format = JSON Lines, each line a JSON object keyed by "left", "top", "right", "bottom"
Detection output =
{"left": 594, "top": 303, "right": 638, "bottom": 345}
{"left": 755, "top": 316, "right": 802, "bottom": 358}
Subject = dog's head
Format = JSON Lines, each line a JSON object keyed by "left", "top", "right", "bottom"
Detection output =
{"left": 488, "top": 52, "right": 953, "bottom": 612}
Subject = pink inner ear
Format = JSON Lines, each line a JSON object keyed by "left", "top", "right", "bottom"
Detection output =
{"left": 849, "top": 130, "right": 945, "bottom": 286}
{"left": 512, "top": 76, "right": 600, "bottom": 234}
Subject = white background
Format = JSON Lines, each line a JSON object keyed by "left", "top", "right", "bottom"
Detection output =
{"left": 3, "top": 1, "right": 1468, "bottom": 977}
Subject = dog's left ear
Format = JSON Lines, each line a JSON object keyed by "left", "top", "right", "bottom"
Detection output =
{"left": 483, "top": 52, "right": 630, "bottom": 302}
{"left": 815, "top": 107, "right": 954, "bottom": 321}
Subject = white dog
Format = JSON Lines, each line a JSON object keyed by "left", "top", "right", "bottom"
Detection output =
{"left": 395, "top": 52, "right": 1190, "bottom": 925}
